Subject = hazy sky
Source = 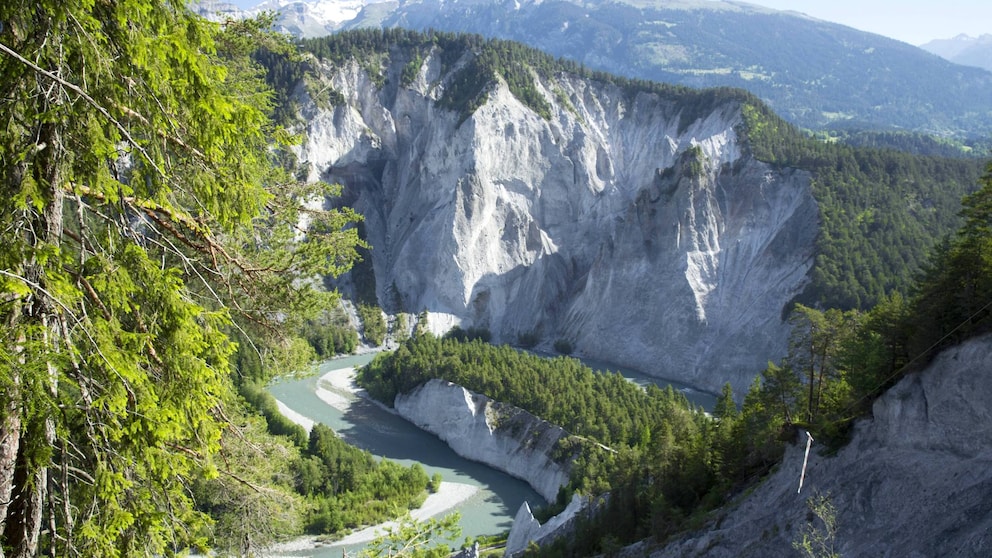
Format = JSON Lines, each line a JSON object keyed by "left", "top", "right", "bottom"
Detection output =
{"left": 224, "top": 0, "right": 991, "bottom": 46}
{"left": 742, "top": 0, "right": 992, "bottom": 45}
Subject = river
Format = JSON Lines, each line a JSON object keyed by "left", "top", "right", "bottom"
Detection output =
{"left": 268, "top": 353, "right": 543, "bottom": 555}
{"left": 266, "top": 351, "right": 717, "bottom": 555}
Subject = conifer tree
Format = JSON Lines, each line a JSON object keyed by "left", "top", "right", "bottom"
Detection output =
{"left": 0, "top": 1, "right": 362, "bottom": 555}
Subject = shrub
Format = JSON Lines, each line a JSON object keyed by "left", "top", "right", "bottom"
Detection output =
{"left": 517, "top": 331, "right": 540, "bottom": 349}
{"left": 358, "top": 303, "right": 387, "bottom": 346}
{"left": 554, "top": 339, "right": 574, "bottom": 355}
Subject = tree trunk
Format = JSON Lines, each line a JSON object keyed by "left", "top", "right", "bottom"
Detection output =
{"left": 2, "top": 121, "right": 64, "bottom": 558}
{"left": 0, "top": 376, "right": 20, "bottom": 558}
{"left": 3, "top": 454, "right": 47, "bottom": 558}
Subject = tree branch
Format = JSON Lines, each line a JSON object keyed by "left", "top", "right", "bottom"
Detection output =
{"left": 0, "top": 38, "right": 165, "bottom": 179}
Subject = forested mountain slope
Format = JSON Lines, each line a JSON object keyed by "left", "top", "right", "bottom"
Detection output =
{"left": 354, "top": 158, "right": 992, "bottom": 555}
{"left": 261, "top": 29, "right": 984, "bottom": 393}
{"left": 650, "top": 333, "right": 992, "bottom": 558}
{"left": 234, "top": 0, "right": 992, "bottom": 138}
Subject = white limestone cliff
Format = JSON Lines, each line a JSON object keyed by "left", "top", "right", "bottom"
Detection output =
{"left": 646, "top": 334, "right": 992, "bottom": 557}
{"left": 505, "top": 493, "right": 589, "bottom": 557}
{"left": 296, "top": 49, "right": 818, "bottom": 394}
{"left": 393, "top": 379, "right": 574, "bottom": 502}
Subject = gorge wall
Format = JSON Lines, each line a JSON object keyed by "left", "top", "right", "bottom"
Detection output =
{"left": 295, "top": 47, "right": 818, "bottom": 393}
{"left": 393, "top": 378, "right": 575, "bottom": 502}
{"left": 646, "top": 334, "right": 992, "bottom": 557}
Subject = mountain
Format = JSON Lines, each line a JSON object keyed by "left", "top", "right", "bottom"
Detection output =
{"left": 921, "top": 33, "right": 992, "bottom": 72}
{"left": 259, "top": 30, "right": 992, "bottom": 554}
{"left": 220, "top": 0, "right": 992, "bottom": 139}
{"left": 291, "top": 32, "right": 815, "bottom": 394}
{"left": 270, "top": 30, "right": 981, "bottom": 393}
{"left": 192, "top": 0, "right": 368, "bottom": 36}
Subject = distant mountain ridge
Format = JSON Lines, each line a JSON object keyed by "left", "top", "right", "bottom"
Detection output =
{"left": 204, "top": 0, "right": 992, "bottom": 138}
{"left": 921, "top": 33, "right": 992, "bottom": 72}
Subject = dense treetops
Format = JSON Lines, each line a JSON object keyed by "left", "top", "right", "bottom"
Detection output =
{"left": 233, "top": 24, "right": 992, "bottom": 556}
{"left": 741, "top": 103, "right": 986, "bottom": 310}
{"left": 196, "top": 384, "right": 433, "bottom": 548}
{"left": 2, "top": 7, "right": 979, "bottom": 553}
{"left": 345, "top": 0, "right": 992, "bottom": 138}
{"left": 357, "top": 330, "right": 779, "bottom": 551}
{"left": 360, "top": 333, "right": 698, "bottom": 450}
{"left": 295, "top": 28, "right": 753, "bottom": 126}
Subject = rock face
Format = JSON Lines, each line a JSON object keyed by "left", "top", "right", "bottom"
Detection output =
{"left": 297, "top": 49, "right": 818, "bottom": 393}
{"left": 393, "top": 379, "right": 574, "bottom": 502}
{"left": 506, "top": 493, "right": 589, "bottom": 557}
{"left": 649, "top": 334, "right": 992, "bottom": 557}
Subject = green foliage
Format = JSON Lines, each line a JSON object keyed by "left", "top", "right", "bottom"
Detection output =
{"left": 742, "top": 169, "right": 992, "bottom": 449}
{"left": 359, "top": 303, "right": 387, "bottom": 346}
{"left": 553, "top": 339, "right": 574, "bottom": 355}
{"left": 714, "top": 383, "right": 739, "bottom": 421}
{"left": 288, "top": 29, "right": 983, "bottom": 316}
{"left": 908, "top": 164, "right": 992, "bottom": 357}
{"left": 741, "top": 102, "right": 984, "bottom": 310}
{"left": 359, "top": 335, "right": 699, "bottom": 450}
{"left": 372, "top": 0, "right": 992, "bottom": 137}
{"left": 793, "top": 491, "right": 841, "bottom": 558}
{"left": 401, "top": 49, "right": 425, "bottom": 87}
{"left": 359, "top": 335, "right": 735, "bottom": 553}
{"left": 0, "top": 3, "right": 364, "bottom": 555}
{"left": 837, "top": 129, "right": 991, "bottom": 159}
{"left": 787, "top": 305, "right": 858, "bottom": 424}
{"left": 360, "top": 512, "right": 462, "bottom": 558}
{"left": 191, "top": 410, "right": 305, "bottom": 555}
{"left": 683, "top": 145, "right": 706, "bottom": 179}
{"left": 306, "top": 305, "right": 359, "bottom": 358}
{"left": 225, "top": 13, "right": 308, "bottom": 127}
{"left": 301, "top": 424, "right": 430, "bottom": 535}
{"left": 297, "top": 29, "right": 746, "bottom": 127}
{"left": 444, "top": 325, "right": 492, "bottom": 343}
{"left": 238, "top": 382, "right": 309, "bottom": 448}
{"left": 517, "top": 331, "right": 541, "bottom": 349}
{"left": 414, "top": 310, "right": 431, "bottom": 336}
{"left": 749, "top": 162, "right": 992, "bottom": 449}
{"left": 304, "top": 73, "right": 346, "bottom": 111}
{"left": 393, "top": 312, "right": 411, "bottom": 344}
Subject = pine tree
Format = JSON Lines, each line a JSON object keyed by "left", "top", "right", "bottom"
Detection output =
{"left": 0, "top": 2, "right": 362, "bottom": 555}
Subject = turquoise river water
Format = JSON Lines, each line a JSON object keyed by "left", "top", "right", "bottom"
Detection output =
{"left": 267, "top": 352, "right": 717, "bottom": 555}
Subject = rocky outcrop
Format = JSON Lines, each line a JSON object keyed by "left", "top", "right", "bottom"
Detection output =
{"left": 506, "top": 493, "right": 590, "bottom": 557}
{"left": 647, "top": 334, "right": 992, "bottom": 557}
{"left": 296, "top": 48, "right": 817, "bottom": 394}
{"left": 393, "top": 379, "right": 575, "bottom": 502}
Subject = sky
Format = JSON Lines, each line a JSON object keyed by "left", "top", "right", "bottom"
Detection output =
{"left": 742, "top": 0, "right": 992, "bottom": 45}
{"left": 223, "top": 0, "right": 992, "bottom": 46}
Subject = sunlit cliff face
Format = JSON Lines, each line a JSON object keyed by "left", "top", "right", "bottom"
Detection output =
{"left": 296, "top": 52, "right": 817, "bottom": 394}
